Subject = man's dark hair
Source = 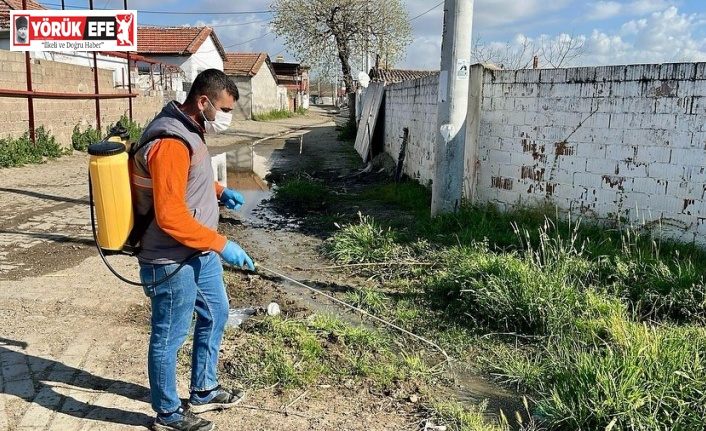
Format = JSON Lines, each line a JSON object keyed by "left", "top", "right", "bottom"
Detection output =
{"left": 185, "top": 69, "right": 239, "bottom": 104}
{"left": 15, "top": 16, "right": 28, "bottom": 29}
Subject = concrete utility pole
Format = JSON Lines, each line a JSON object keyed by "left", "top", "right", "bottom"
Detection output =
{"left": 431, "top": 0, "right": 474, "bottom": 216}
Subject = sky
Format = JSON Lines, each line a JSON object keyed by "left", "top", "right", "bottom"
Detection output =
{"left": 46, "top": 0, "right": 706, "bottom": 74}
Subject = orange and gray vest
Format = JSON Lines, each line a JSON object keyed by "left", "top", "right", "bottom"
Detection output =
{"left": 131, "top": 101, "right": 219, "bottom": 264}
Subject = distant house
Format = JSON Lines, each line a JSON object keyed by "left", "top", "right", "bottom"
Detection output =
{"left": 136, "top": 26, "right": 226, "bottom": 86}
{"left": 272, "top": 60, "right": 310, "bottom": 111}
{"left": 368, "top": 67, "right": 438, "bottom": 84}
{"left": 224, "top": 52, "right": 285, "bottom": 120}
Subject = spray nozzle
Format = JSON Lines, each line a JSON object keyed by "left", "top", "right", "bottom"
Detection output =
{"left": 107, "top": 124, "right": 130, "bottom": 140}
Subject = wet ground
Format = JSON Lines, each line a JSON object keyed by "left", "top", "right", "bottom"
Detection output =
{"left": 0, "top": 105, "right": 526, "bottom": 430}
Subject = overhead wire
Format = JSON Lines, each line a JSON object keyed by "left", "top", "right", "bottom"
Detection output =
{"left": 137, "top": 20, "right": 270, "bottom": 29}
{"left": 130, "top": 9, "right": 272, "bottom": 16}
{"left": 41, "top": 2, "right": 272, "bottom": 15}
{"left": 48, "top": 1, "right": 275, "bottom": 52}
{"left": 410, "top": 1, "right": 444, "bottom": 22}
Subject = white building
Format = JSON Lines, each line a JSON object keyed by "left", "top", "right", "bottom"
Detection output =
{"left": 135, "top": 26, "right": 226, "bottom": 86}
{"left": 224, "top": 53, "right": 287, "bottom": 120}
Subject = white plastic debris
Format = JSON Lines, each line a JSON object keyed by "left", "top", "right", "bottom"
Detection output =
{"left": 266, "top": 302, "right": 281, "bottom": 316}
{"left": 226, "top": 307, "right": 256, "bottom": 328}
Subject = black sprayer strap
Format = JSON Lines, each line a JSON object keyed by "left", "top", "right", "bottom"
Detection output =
{"left": 124, "top": 137, "right": 155, "bottom": 254}
{"left": 125, "top": 207, "right": 154, "bottom": 254}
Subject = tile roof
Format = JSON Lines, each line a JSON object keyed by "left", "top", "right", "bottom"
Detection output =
{"left": 223, "top": 52, "right": 268, "bottom": 77}
{"left": 369, "top": 67, "right": 439, "bottom": 84}
{"left": 136, "top": 26, "right": 226, "bottom": 61}
{"left": 0, "top": 0, "right": 46, "bottom": 29}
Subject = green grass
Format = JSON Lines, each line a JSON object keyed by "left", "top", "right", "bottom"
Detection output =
{"left": 272, "top": 175, "right": 329, "bottom": 208}
{"left": 360, "top": 181, "right": 431, "bottom": 210}
{"left": 221, "top": 313, "right": 440, "bottom": 390}
{"left": 322, "top": 202, "right": 706, "bottom": 430}
{"left": 426, "top": 399, "right": 511, "bottom": 431}
{"left": 336, "top": 117, "right": 357, "bottom": 142}
{"left": 253, "top": 109, "right": 295, "bottom": 121}
{"left": 325, "top": 213, "right": 399, "bottom": 263}
{"left": 71, "top": 124, "right": 103, "bottom": 152}
{"left": 249, "top": 165, "right": 706, "bottom": 429}
{"left": 71, "top": 115, "right": 144, "bottom": 152}
{"left": 486, "top": 321, "right": 706, "bottom": 430}
{"left": 344, "top": 287, "right": 388, "bottom": 315}
{"left": 217, "top": 311, "right": 512, "bottom": 429}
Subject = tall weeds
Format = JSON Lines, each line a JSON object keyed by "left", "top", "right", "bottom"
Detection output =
{"left": 326, "top": 205, "right": 706, "bottom": 430}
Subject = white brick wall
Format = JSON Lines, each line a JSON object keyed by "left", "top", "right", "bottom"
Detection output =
{"left": 383, "top": 75, "right": 439, "bottom": 185}
{"left": 383, "top": 62, "right": 706, "bottom": 245}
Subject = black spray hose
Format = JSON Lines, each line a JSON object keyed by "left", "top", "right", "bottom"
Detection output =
{"left": 88, "top": 174, "right": 200, "bottom": 288}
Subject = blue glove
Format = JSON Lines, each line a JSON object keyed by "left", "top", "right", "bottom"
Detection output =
{"left": 220, "top": 188, "right": 244, "bottom": 211}
{"left": 220, "top": 240, "right": 255, "bottom": 271}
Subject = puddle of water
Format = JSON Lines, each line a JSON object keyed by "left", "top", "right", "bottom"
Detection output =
{"left": 442, "top": 365, "right": 530, "bottom": 429}
{"left": 222, "top": 144, "right": 272, "bottom": 216}
{"left": 218, "top": 142, "right": 303, "bottom": 230}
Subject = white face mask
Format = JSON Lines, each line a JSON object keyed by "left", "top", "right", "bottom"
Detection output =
{"left": 202, "top": 98, "right": 232, "bottom": 134}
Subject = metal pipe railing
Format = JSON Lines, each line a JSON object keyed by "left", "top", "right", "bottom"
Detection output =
{"left": 22, "top": 0, "right": 35, "bottom": 144}
{"left": 0, "top": 90, "right": 138, "bottom": 99}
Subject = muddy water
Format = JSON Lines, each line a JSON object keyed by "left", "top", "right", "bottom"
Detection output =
{"left": 223, "top": 143, "right": 271, "bottom": 214}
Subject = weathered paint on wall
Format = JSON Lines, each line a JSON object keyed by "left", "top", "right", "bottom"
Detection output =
{"left": 383, "top": 62, "right": 706, "bottom": 245}
{"left": 251, "top": 65, "right": 281, "bottom": 116}
{"left": 231, "top": 76, "right": 253, "bottom": 120}
{"left": 230, "top": 67, "right": 287, "bottom": 120}
{"left": 383, "top": 75, "right": 439, "bottom": 186}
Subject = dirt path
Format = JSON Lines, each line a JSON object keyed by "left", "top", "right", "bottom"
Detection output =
{"left": 0, "top": 107, "right": 419, "bottom": 430}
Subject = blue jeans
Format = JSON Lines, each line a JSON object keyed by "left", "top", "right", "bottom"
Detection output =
{"left": 139, "top": 251, "right": 229, "bottom": 414}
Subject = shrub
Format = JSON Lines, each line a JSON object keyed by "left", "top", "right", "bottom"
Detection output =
{"left": 71, "top": 124, "right": 102, "bottom": 152}
{"left": 0, "top": 126, "right": 64, "bottom": 168}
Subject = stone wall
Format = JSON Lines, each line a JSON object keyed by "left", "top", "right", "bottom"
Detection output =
{"left": 382, "top": 75, "right": 439, "bottom": 185}
{"left": 382, "top": 62, "right": 706, "bottom": 244}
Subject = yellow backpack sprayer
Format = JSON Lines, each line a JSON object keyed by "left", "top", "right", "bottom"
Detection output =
{"left": 87, "top": 124, "right": 200, "bottom": 287}
{"left": 87, "top": 127, "right": 133, "bottom": 252}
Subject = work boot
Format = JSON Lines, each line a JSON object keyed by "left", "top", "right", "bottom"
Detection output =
{"left": 153, "top": 406, "right": 213, "bottom": 431}
{"left": 188, "top": 386, "right": 246, "bottom": 413}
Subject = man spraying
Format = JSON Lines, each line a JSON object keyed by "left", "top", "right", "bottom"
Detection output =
{"left": 132, "top": 68, "right": 254, "bottom": 431}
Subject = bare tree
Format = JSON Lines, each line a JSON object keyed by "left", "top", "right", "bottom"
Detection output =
{"left": 539, "top": 33, "right": 586, "bottom": 68}
{"left": 472, "top": 34, "right": 538, "bottom": 69}
{"left": 270, "top": 0, "right": 412, "bottom": 94}
{"left": 472, "top": 33, "right": 586, "bottom": 69}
